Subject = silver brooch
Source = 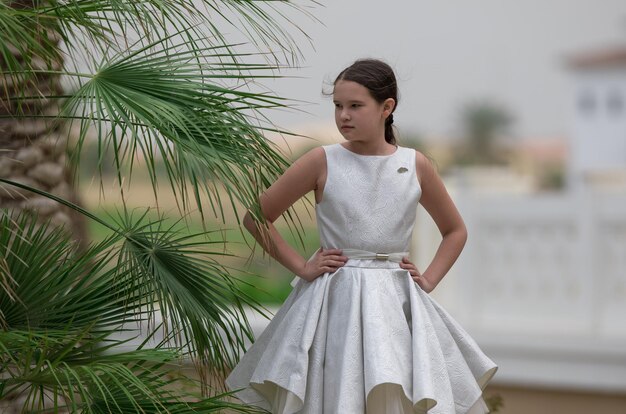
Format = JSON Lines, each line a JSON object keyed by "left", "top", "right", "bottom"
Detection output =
{"left": 397, "top": 167, "right": 408, "bottom": 173}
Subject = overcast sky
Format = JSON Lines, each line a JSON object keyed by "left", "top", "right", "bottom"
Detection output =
{"left": 257, "top": 0, "right": 626, "bottom": 141}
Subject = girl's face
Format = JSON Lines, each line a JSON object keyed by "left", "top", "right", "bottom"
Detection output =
{"left": 333, "top": 80, "right": 392, "bottom": 144}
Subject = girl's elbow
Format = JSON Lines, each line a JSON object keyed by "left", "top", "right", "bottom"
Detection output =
{"left": 242, "top": 211, "right": 257, "bottom": 233}
{"left": 445, "top": 222, "right": 468, "bottom": 247}
{"left": 243, "top": 210, "right": 273, "bottom": 234}
{"left": 459, "top": 225, "right": 468, "bottom": 246}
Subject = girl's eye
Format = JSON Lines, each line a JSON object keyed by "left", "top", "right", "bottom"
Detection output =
{"left": 351, "top": 104, "right": 360, "bottom": 108}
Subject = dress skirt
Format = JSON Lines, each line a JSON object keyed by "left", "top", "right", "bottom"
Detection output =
{"left": 226, "top": 260, "right": 497, "bottom": 414}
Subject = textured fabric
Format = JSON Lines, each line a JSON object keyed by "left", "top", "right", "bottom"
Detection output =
{"left": 316, "top": 144, "right": 420, "bottom": 253}
{"left": 226, "top": 144, "right": 497, "bottom": 413}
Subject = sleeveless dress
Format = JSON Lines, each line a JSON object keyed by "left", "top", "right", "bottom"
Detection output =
{"left": 226, "top": 144, "right": 497, "bottom": 414}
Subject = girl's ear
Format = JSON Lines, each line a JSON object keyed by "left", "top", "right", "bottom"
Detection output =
{"left": 383, "top": 98, "right": 396, "bottom": 117}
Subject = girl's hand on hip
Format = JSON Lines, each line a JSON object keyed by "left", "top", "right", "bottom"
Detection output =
{"left": 300, "top": 247, "right": 347, "bottom": 282}
{"left": 400, "top": 256, "right": 434, "bottom": 293}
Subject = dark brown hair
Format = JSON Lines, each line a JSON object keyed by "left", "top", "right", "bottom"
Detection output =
{"left": 334, "top": 59, "right": 398, "bottom": 145}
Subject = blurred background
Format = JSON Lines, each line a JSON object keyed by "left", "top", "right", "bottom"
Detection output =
{"left": 81, "top": 1, "right": 626, "bottom": 413}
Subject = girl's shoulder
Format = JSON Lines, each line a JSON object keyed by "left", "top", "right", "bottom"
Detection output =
{"left": 300, "top": 143, "right": 343, "bottom": 162}
{"left": 296, "top": 145, "right": 326, "bottom": 163}
{"left": 411, "top": 148, "right": 437, "bottom": 185}
{"left": 413, "top": 148, "right": 431, "bottom": 167}
{"left": 289, "top": 146, "right": 327, "bottom": 177}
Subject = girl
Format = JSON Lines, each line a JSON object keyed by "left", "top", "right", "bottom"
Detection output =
{"left": 226, "top": 59, "right": 497, "bottom": 414}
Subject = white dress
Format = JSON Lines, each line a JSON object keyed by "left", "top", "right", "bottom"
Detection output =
{"left": 226, "top": 144, "right": 497, "bottom": 413}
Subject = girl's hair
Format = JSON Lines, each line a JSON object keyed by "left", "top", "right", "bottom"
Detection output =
{"left": 334, "top": 59, "right": 398, "bottom": 145}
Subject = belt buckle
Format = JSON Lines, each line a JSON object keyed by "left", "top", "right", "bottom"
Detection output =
{"left": 375, "top": 253, "right": 389, "bottom": 261}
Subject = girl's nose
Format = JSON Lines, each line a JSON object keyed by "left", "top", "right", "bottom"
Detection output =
{"left": 341, "top": 110, "right": 350, "bottom": 120}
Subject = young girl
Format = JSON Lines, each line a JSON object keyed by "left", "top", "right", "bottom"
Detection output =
{"left": 226, "top": 59, "right": 497, "bottom": 414}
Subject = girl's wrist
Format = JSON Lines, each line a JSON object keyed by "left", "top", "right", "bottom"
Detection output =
{"left": 293, "top": 258, "right": 308, "bottom": 280}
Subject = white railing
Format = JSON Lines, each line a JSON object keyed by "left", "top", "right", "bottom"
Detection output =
{"left": 414, "top": 186, "right": 626, "bottom": 392}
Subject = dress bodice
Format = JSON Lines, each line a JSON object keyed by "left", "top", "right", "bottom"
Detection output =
{"left": 315, "top": 144, "right": 422, "bottom": 253}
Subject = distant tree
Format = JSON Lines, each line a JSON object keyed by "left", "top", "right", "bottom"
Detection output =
{"left": 454, "top": 101, "right": 514, "bottom": 165}
{"left": 399, "top": 131, "right": 428, "bottom": 153}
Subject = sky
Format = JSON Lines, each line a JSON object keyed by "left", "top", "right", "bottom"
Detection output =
{"left": 254, "top": 0, "right": 626, "bottom": 141}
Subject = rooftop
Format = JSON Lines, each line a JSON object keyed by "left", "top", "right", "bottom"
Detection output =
{"left": 567, "top": 45, "right": 626, "bottom": 69}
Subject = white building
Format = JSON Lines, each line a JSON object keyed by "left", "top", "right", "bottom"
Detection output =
{"left": 567, "top": 46, "right": 626, "bottom": 190}
{"left": 412, "top": 45, "right": 626, "bottom": 413}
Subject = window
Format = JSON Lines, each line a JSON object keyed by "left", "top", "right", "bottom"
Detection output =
{"left": 607, "top": 89, "right": 623, "bottom": 116}
{"left": 577, "top": 90, "right": 595, "bottom": 115}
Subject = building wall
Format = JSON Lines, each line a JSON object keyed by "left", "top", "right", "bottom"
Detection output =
{"left": 569, "top": 68, "right": 626, "bottom": 188}
{"left": 414, "top": 178, "right": 626, "bottom": 406}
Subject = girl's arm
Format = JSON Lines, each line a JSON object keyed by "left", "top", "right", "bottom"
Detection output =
{"left": 401, "top": 151, "right": 468, "bottom": 293}
{"left": 243, "top": 147, "right": 347, "bottom": 282}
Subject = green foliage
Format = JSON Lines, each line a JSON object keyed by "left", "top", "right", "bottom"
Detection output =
{"left": 398, "top": 132, "right": 428, "bottom": 153}
{"left": 454, "top": 100, "right": 514, "bottom": 166}
{"left": 87, "top": 204, "right": 319, "bottom": 306}
{"left": 233, "top": 222, "right": 320, "bottom": 305}
{"left": 0, "top": 210, "right": 264, "bottom": 412}
{"left": 485, "top": 393, "right": 504, "bottom": 413}
{"left": 1, "top": 0, "right": 317, "bottom": 412}
{"left": 537, "top": 162, "right": 566, "bottom": 191}
{"left": 63, "top": 34, "right": 292, "bottom": 222}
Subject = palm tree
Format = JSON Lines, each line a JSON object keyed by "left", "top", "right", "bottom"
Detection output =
{"left": 0, "top": 1, "right": 86, "bottom": 241}
{"left": 0, "top": 0, "right": 313, "bottom": 411}
{"left": 455, "top": 100, "right": 514, "bottom": 165}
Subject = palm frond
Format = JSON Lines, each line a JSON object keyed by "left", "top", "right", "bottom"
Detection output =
{"left": 42, "top": 0, "right": 316, "bottom": 63}
{"left": 0, "top": 3, "right": 57, "bottom": 63}
{"left": 0, "top": 0, "right": 317, "bottom": 81}
{"left": 2, "top": 2, "right": 312, "bottom": 229}
{"left": 1, "top": 1, "right": 318, "bottom": 409}
{"left": 0, "top": 327, "right": 257, "bottom": 413}
{"left": 0, "top": 186, "right": 263, "bottom": 379}
{"left": 0, "top": 3, "right": 63, "bottom": 109}
{"left": 0, "top": 209, "right": 266, "bottom": 410}
{"left": 113, "top": 208, "right": 260, "bottom": 375}
{"left": 1, "top": 327, "right": 268, "bottom": 412}
{"left": 61, "top": 34, "right": 292, "bottom": 221}
{"left": 0, "top": 209, "right": 125, "bottom": 331}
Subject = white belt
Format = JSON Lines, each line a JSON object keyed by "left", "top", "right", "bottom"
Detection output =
{"left": 290, "top": 249, "right": 409, "bottom": 287}
{"left": 341, "top": 248, "right": 408, "bottom": 263}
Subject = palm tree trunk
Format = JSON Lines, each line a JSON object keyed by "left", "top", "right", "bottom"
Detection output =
{"left": 0, "top": 1, "right": 87, "bottom": 245}
{"left": 1, "top": 6, "right": 83, "bottom": 408}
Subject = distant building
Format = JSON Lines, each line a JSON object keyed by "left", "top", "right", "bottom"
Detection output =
{"left": 411, "top": 45, "right": 626, "bottom": 414}
{"left": 567, "top": 46, "right": 626, "bottom": 190}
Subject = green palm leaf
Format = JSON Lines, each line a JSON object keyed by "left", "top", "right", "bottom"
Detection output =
{"left": 0, "top": 182, "right": 264, "bottom": 374}
{"left": 41, "top": 0, "right": 315, "bottom": 63}
{"left": 0, "top": 210, "right": 266, "bottom": 410}
{"left": 2, "top": 1, "right": 312, "bottom": 224}
{"left": 61, "top": 33, "right": 292, "bottom": 221}
{"left": 1, "top": 328, "right": 174, "bottom": 413}
{"left": 1, "top": 0, "right": 318, "bottom": 411}
{"left": 113, "top": 209, "right": 259, "bottom": 372}
{"left": 0, "top": 209, "right": 126, "bottom": 331}
{"left": 2, "top": 327, "right": 266, "bottom": 413}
